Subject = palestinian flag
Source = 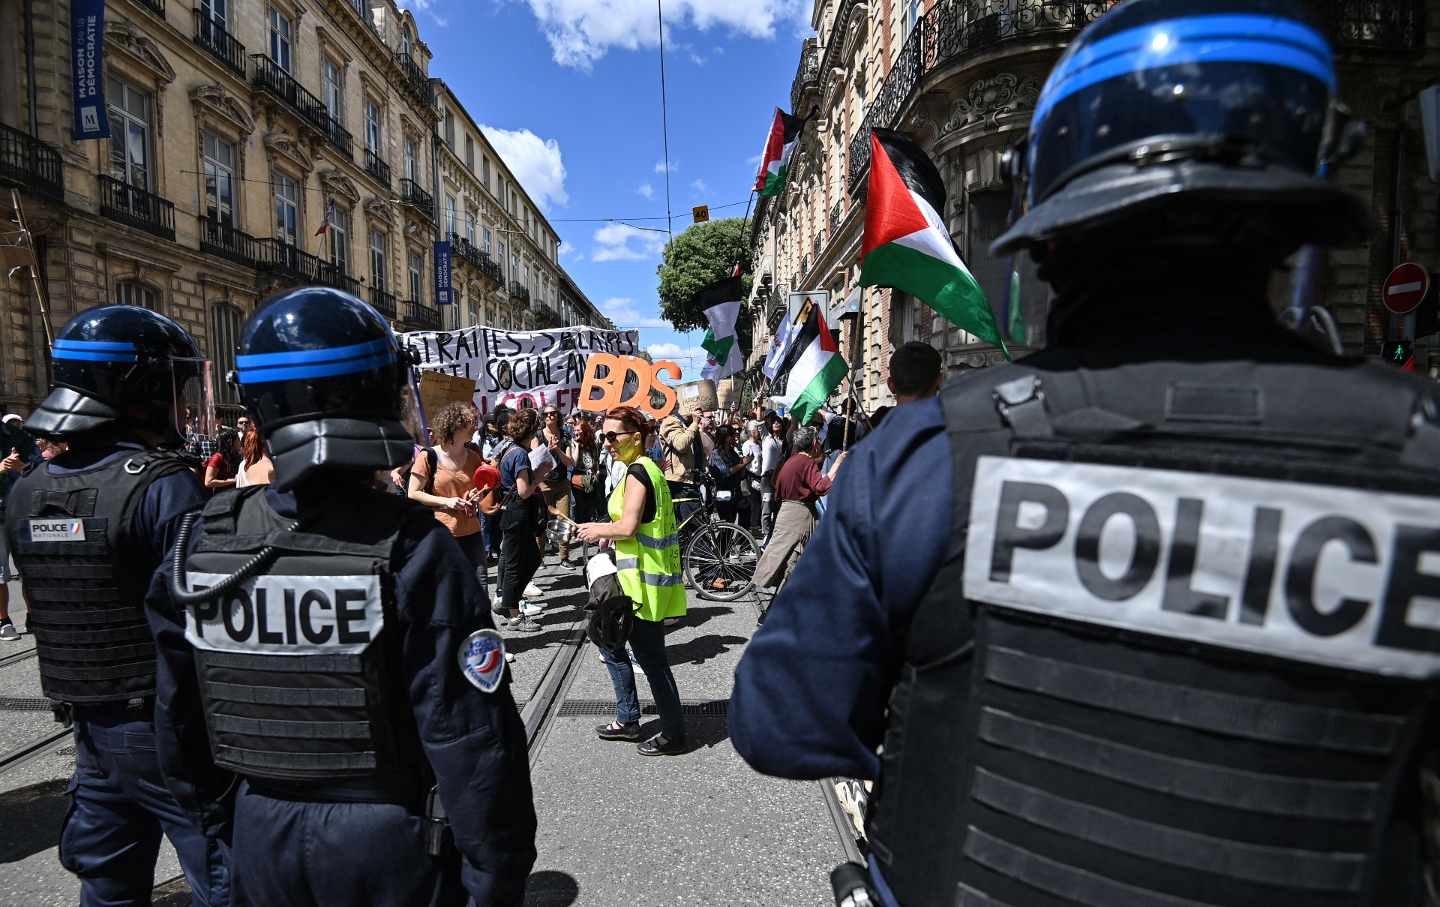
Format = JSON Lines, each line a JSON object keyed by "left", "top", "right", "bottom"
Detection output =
{"left": 755, "top": 108, "right": 805, "bottom": 198}
{"left": 781, "top": 304, "right": 846, "bottom": 426}
{"left": 859, "top": 128, "right": 1006, "bottom": 353}
{"left": 698, "top": 275, "right": 744, "bottom": 381}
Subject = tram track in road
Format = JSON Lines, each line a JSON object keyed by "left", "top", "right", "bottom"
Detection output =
{"left": 0, "top": 724, "right": 70, "bottom": 778}
{"left": 519, "top": 624, "right": 588, "bottom": 769}
{"left": 0, "top": 646, "right": 38, "bottom": 671}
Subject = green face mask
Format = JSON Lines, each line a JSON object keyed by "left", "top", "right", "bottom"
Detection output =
{"left": 615, "top": 435, "right": 643, "bottom": 464}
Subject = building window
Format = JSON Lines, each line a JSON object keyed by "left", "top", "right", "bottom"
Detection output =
{"left": 904, "top": 0, "right": 921, "bottom": 38}
{"left": 482, "top": 227, "right": 492, "bottom": 255}
{"left": 365, "top": 100, "right": 382, "bottom": 153}
{"left": 329, "top": 204, "right": 351, "bottom": 274}
{"left": 445, "top": 193, "right": 457, "bottom": 236}
{"left": 482, "top": 156, "right": 490, "bottom": 188}
{"left": 269, "top": 7, "right": 293, "bottom": 72}
{"left": 465, "top": 136, "right": 475, "bottom": 171}
{"left": 404, "top": 138, "right": 418, "bottom": 181}
{"left": 322, "top": 58, "right": 343, "bottom": 123}
{"left": 443, "top": 110, "right": 455, "bottom": 149}
{"left": 202, "top": 131, "right": 236, "bottom": 224}
{"left": 400, "top": 28, "right": 411, "bottom": 57}
{"left": 466, "top": 212, "right": 477, "bottom": 246}
{"left": 108, "top": 78, "right": 151, "bottom": 191}
{"left": 202, "top": 0, "right": 228, "bottom": 27}
{"left": 370, "top": 229, "right": 387, "bottom": 290}
{"left": 274, "top": 172, "right": 299, "bottom": 245}
{"left": 498, "top": 239, "right": 506, "bottom": 273}
{"left": 116, "top": 281, "right": 159, "bottom": 311}
{"left": 408, "top": 251, "right": 423, "bottom": 302}
{"left": 211, "top": 302, "right": 243, "bottom": 405}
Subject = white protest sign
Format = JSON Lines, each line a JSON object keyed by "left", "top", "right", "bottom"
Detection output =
{"left": 399, "top": 324, "right": 640, "bottom": 417}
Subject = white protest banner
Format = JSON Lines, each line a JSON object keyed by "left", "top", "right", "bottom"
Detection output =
{"left": 399, "top": 324, "right": 641, "bottom": 417}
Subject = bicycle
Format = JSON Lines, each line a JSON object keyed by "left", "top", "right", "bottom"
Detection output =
{"left": 669, "top": 482, "right": 760, "bottom": 602}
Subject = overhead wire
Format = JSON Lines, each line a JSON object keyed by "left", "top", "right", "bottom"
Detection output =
{"left": 656, "top": 0, "right": 674, "bottom": 242}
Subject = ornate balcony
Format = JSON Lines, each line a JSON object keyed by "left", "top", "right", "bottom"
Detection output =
{"left": 399, "top": 177, "right": 433, "bottom": 220}
{"left": 194, "top": 11, "right": 247, "bottom": 78}
{"left": 790, "top": 38, "right": 821, "bottom": 113}
{"left": 364, "top": 148, "right": 391, "bottom": 187}
{"left": 252, "top": 55, "right": 353, "bottom": 158}
{"left": 369, "top": 286, "right": 398, "bottom": 319}
{"left": 402, "top": 298, "right": 441, "bottom": 330}
{"left": 847, "top": 0, "right": 1121, "bottom": 189}
{"left": 449, "top": 233, "right": 504, "bottom": 286}
{"left": 0, "top": 122, "right": 63, "bottom": 201}
{"left": 830, "top": 199, "right": 844, "bottom": 231}
{"left": 200, "top": 216, "right": 261, "bottom": 267}
{"left": 137, "top": 0, "right": 165, "bottom": 16}
{"left": 98, "top": 175, "right": 176, "bottom": 240}
{"left": 510, "top": 282, "right": 531, "bottom": 306}
{"left": 256, "top": 238, "right": 360, "bottom": 294}
{"left": 394, "top": 53, "right": 434, "bottom": 106}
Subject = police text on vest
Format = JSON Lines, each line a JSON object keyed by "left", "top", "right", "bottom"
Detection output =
{"left": 183, "top": 573, "right": 384, "bottom": 655}
{"left": 29, "top": 519, "right": 85, "bottom": 542}
{"left": 963, "top": 457, "right": 1440, "bottom": 677}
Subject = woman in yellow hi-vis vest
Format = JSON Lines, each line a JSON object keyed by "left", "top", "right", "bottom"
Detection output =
{"left": 576, "top": 406, "right": 688, "bottom": 755}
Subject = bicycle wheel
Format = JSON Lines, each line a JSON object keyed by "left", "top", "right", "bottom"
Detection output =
{"left": 682, "top": 521, "right": 759, "bottom": 601}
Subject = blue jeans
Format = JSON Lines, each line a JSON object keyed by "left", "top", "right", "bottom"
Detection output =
{"left": 600, "top": 616, "right": 685, "bottom": 740}
{"left": 64, "top": 705, "right": 230, "bottom": 907}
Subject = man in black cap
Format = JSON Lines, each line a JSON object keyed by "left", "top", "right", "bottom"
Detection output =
{"left": 733, "top": 2, "right": 1440, "bottom": 905}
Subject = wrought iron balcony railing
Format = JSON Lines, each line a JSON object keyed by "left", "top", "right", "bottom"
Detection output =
{"left": 369, "top": 286, "right": 398, "bottom": 319}
{"left": 252, "top": 55, "right": 353, "bottom": 157}
{"left": 256, "top": 238, "right": 360, "bottom": 294}
{"left": 399, "top": 178, "right": 434, "bottom": 219}
{"left": 449, "top": 233, "right": 505, "bottom": 285}
{"left": 137, "top": 0, "right": 165, "bottom": 17}
{"left": 510, "top": 282, "right": 530, "bottom": 305}
{"left": 194, "top": 12, "right": 247, "bottom": 78}
{"left": 98, "top": 175, "right": 176, "bottom": 240}
{"left": 394, "top": 53, "right": 434, "bottom": 105}
{"left": 790, "top": 38, "right": 822, "bottom": 113}
{"left": 364, "top": 148, "right": 391, "bottom": 187}
{"left": 402, "top": 298, "right": 441, "bottom": 330}
{"left": 830, "top": 199, "right": 844, "bottom": 231}
{"left": 200, "top": 216, "right": 261, "bottom": 266}
{"left": 847, "top": 0, "right": 1121, "bottom": 189}
{"left": 0, "top": 122, "right": 63, "bottom": 201}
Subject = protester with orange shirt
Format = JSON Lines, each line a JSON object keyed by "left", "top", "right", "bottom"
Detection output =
{"left": 407, "top": 402, "right": 487, "bottom": 585}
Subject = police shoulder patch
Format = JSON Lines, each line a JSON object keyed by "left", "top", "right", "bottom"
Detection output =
{"left": 458, "top": 628, "right": 506, "bottom": 693}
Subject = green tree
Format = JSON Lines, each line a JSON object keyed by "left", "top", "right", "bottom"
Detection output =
{"left": 656, "top": 218, "right": 754, "bottom": 353}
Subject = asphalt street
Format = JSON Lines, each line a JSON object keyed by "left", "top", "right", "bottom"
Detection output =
{"left": 0, "top": 552, "right": 842, "bottom": 905}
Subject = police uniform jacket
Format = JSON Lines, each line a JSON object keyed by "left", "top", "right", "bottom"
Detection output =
{"left": 149, "top": 482, "right": 538, "bottom": 903}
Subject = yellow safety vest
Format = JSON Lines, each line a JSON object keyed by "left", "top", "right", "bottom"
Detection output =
{"left": 608, "top": 456, "right": 687, "bottom": 622}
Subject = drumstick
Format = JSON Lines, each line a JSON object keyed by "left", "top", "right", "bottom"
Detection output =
{"left": 547, "top": 507, "right": 580, "bottom": 527}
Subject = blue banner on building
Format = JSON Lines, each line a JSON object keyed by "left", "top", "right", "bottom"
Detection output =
{"left": 434, "top": 240, "right": 453, "bottom": 305}
{"left": 71, "top": 0, "right": 110, "bottom": 140}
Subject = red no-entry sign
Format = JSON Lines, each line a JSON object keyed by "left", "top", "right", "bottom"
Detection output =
{"left": 1383, "top": 262, "right": 1430, "bottom": 315}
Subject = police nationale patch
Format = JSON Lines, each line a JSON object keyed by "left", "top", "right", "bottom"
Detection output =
{"left": 963, "top": 456, "right": 1440, "bottom": 679}
{"left": 458, "top": 629, "right": 506, "bottom": 693}
{"left": 29, "top": 519, "right": 85, "bottom": 542}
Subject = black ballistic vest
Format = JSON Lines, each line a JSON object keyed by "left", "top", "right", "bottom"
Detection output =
{"left": 183, "top": 486, "right": 427, "bottom": 802}
{"left": 6, "top": 449, "right": 192, "bottom": 704}
{"left": 867, "top": 353, "right": 1440, "bottom": 907}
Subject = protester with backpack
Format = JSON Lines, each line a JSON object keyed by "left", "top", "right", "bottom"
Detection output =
{"left": 407, "top": 402, "right": 486, "bottom": 587}
{"left": 496, "top": 409, "right": 551, "bottom": 632}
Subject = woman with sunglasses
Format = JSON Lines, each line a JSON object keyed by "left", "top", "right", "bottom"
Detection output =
{"left": 576, "top": 407, "right": 688, "bottom": 756}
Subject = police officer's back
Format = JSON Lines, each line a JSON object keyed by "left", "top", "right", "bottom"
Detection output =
{"left": 4, "top": 305, "right": 229, "bottom": 905}
{"left": 732, "top": 2, "right": 1440, "bottom": 905}
{"left": 155, "top": 288, "right": 536, "bottom": 905}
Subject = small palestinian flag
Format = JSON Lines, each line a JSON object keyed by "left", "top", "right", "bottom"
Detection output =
{"left": 860, "top": 129, "right": 1005, "bottom": 353}
{"left": 781, "top": 304, "right": 846, "bottom": 427}
{"left": 698, "top": 275, "right": 744, "bottom": 381}
{"left": 755, "top": 108, "right": 805, "bottom": 198}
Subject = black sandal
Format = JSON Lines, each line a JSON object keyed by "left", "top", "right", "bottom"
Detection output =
{"left": 596, "top": 721, "right": 642, "bottom": 742}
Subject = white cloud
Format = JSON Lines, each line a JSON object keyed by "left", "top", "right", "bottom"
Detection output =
{"left": 689, "top": 178, "right": 707, "bottom": 195}
{"left": 558, "top": 241, "right": 578, "bottom": 258}
{"left": 396, "top": 0, "right": 446, "bottom": 26}
{"left": 647, "top": 343, "right": 707, "bottom": 363}
{"left": 592, "top": 223, "right": 667, "bottom": 262}
{"left": 655, "top": 160, "right": 678, "bottom": 174}
{"left": 636, "top": 182, "right": 655, "bottom": 199}
{"left": 523, "top": 0, "right": 806, "bottom": 69}
{"left": 745, "top": 152, "right": 762, "bottom": 166}
{"left": 601, "top": 297, "right": 670, "bottom": 329}
{"left": 479, "top": 125, "right": 569, "bottom": 211}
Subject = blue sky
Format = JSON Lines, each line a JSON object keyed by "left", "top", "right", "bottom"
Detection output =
{"left": 404, "top": 0, "right": 809, "bottom": 380}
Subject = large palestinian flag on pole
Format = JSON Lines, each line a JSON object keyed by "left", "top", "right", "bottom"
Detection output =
{"left": 754, "top": 108, "right": 805, "bottom": 198}
{"left": 697, "top": 275, "right": 745, "bottom": 381}
{"left": 859, "top": 128, "right": 1005, "bottom": 352}
{"left": 778, "top": 302, "right": 846, "bottom": 426}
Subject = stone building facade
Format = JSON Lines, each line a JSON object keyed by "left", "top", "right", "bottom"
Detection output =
{"left": 0, "top": 0, "right": 606, "bottom": 421}
{"left": 750, "top": 0, "right": 1440, "bottom": 413}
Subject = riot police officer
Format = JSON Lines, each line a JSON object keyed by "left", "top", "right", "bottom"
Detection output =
{"left": 4, "top": 305, "right": 229, "bottom": 905}
{"left": 154, "top": 287, "right": 537, "bottom": 905}
{"left": 732, "top": 2, "right": 1440, "bottom": 905}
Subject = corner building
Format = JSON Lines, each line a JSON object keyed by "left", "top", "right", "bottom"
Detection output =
{"left": 750, "top": 0, "right": 1440, "bottom": 411}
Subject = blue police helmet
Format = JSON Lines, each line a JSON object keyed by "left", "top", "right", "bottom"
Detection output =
{"left": 992, "top": 0, "right": 1370, "bottom": 257}
{"left": 29, "top": 305, "right": 202, "bottom": 443}
{"left": 236, "top": 287, "right": 416, "bottom": 491}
